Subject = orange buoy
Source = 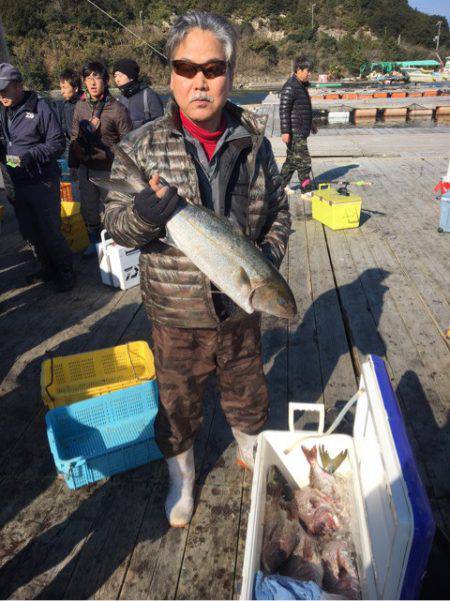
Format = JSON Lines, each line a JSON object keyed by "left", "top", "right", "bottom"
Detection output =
{"left": 383, "top": 107, "right": 407, "bottom": 122}
{"left": 436, "top": 106, "right": 450, "bottom": 121}
{"left": 354, "top": 108, "right": 377, "bottom": 124}
{"left": 408, "top": 107, "right": 433, "bottom": 120}
{"left": 392, "top": 91, "right": 407, "bottom": 98}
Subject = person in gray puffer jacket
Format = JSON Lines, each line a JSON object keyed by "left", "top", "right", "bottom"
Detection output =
{"left": 104, "top": 12, "right": 291, "bottom": 530}
{"left": 113, "top": 58, "right": 164, "bottom": 130}
{"left": 279, "top": 56, "right": 317, "bottom": 191}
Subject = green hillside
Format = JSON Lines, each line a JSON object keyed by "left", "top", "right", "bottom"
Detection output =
{"left": 1, "top": 0, "right": 449, "bottom": 87}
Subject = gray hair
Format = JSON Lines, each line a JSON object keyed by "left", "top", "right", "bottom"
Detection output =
{"left": 166, "top": 11, "right": 238, "bottom": 74}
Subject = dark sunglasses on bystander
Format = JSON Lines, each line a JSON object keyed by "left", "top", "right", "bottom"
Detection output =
{"left": 171, "top": 59, "right": 228, "bottom": 79}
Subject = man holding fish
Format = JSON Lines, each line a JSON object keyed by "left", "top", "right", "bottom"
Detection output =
{"left": 102, "top": 11, "right": 295, "bottom": 528}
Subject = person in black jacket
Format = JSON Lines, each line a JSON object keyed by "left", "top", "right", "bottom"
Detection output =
{"left": 113, "top": 58, "right": 164, "bottom": 130}
{"left": 0, "top": 63, "right": 75, "bottom": 291}
{"left": 279, "top": 56, "right": 317, "bottom": 192}
{"left": 58, "top": 69, "right": 83, "bottom": 141}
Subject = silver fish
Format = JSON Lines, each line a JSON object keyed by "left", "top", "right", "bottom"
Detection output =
{"left": 92, "top": 146, "right": 297, "bottom": 319}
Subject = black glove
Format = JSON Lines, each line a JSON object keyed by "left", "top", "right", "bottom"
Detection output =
{"left": 20, "top": 152, "right": 38, "bottom": 176}
{"left": 134, "top": 185, "right": 181, "bottom": 227}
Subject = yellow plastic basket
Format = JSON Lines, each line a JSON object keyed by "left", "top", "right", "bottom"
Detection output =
{"left": 41, "top": 341, "right": 156, "bottom": 408}
{"left": 312, "top": 183, "right": 362, "bottom": 230}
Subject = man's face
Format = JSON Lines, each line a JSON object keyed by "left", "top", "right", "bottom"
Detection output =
{"left": 170, "top": 28, "right": 232, "bottom": 129}
{"left": 296, "top": 68, "right": 311, "bottom": 82}
{"left": 0, "top": 81, "right": 24, "bottom": 107}
{"left": 84, "top": 72, "right": 106, "bottom": 99}
{"left": 114, "top": 71, "right": 132, "bottom": 87}
{"left": 59, "top": 79, "right": 77, "bottom": 101}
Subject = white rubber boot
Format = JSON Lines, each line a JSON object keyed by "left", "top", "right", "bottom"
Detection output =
{"left": 165, "top": 447, "right": 195, "bottom": 528}
{"left": 232, "top": 427, "right": 258, "bottom": 471}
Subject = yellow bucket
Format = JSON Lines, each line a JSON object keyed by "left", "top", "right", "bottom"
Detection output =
{"left": 312, "top": 183, "right": 362, "bottom": 230}
{"left": 41, "top": 341, "right": 156, "bottom": 408}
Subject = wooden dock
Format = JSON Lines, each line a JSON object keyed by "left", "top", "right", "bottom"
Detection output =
{"left": 0, "top": 120, "right": 449, "bottom": 599}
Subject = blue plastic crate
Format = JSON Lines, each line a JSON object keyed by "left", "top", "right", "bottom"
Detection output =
{"left": 46, "top": 380, "right": 163, "bottom": 489}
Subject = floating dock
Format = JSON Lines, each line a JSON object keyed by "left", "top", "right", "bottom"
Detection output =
{"left": 0, "top": 119, "right": 448, "bottom": 599}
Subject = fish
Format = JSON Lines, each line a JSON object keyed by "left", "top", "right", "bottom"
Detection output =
{"left": 91, "top": 146, "right": 297, "bottom": 319}
{"left": 322, "top": 538, "right": 360, "bottom": 600}
{"left": 279, "top": 526, "right": 324, "bottom": 586}
{"left": 261, "top": 467, "right": 301, "bottom": 573}
{"left": 294, "top": 486, "right": 340, "bottom": 536}
{"left": 302, "top": 445, "right": 341, "bottom": 497}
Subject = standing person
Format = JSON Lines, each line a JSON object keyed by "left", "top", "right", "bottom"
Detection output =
{"left": 58, "top": 69, "right": 82, "bottom": 142}
{"left": 279, "top": 56, "right": 317, "bottom": 193}
{"left": 103, "top": 12, "right": 291, "bottom": 528}
{"left": 0, "top": 63, "right": 75, "bottom": 291}
{"left": 57, "top": 68, "right": 83, "bottom": 200}
{"left": 69, "top": 61, "right": 132, "bottom": 254}
{"left": 113, "top": 58, "right": 164, "bottom": 129}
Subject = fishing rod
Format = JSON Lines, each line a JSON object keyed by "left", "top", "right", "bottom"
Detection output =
{"left": 85, "top": 0, "right": 168, "bottom": 62}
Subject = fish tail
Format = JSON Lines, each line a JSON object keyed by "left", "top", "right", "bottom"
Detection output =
{"left": 301, "top": 445, "right": 317, "bottom": 465}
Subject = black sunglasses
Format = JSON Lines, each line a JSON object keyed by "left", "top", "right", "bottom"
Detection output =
{"left": 171, "top": 60, "right": 228, "bottom": 79}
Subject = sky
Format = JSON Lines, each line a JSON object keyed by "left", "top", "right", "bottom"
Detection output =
{"left": 408, "top": 0, "right": 450, "bottom": 23}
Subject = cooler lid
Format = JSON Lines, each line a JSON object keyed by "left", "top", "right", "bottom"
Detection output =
{"left": 353, "top": 355, "right": 435, "bottom": 599}
{"left": 313, "top": 184, "right": 361, "bottom": 205}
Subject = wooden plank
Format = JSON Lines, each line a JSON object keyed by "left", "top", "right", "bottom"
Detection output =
{"left": 287, "top": 199, "right": 325, "bottom": 406}
{"left": 62, "top": 479, "right": 150, "bottom": 600}
{"left": 340, "top": 226, "right": 449, "bottom": 497}
{"left": 304, "top": 217, "right": 357, "bottom": 420}
{"left": 3, "top": 482, "right": 107, "bottom": 600}
{"left": 119, "top": 482, "right": 188, "bottom": 600}
{"left": 233, "top": 484, "right": 251, "bottom": 600}
{"left": 320, "top": 157, "right": 450, "bottom": 338}
{"left": 364, "top": 158, "right": 449, "bottom": 287}
{"left": 175, "top": 484, "right": 241, "bottom": 600}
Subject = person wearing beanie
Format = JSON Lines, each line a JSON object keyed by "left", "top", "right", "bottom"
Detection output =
{"left": 113, "top": 58, "right": 164, "bottom": 130}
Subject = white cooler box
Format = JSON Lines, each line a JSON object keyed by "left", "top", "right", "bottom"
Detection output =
{"left": 242, "top": 355, "right": 435, "bottom": 600}
{"left": 97, "top": 230, "right": 140, "bottom": 290}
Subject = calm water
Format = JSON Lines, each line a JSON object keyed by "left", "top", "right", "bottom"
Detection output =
{"left": 158, "top": 89, "right": 277, "bottom": 106}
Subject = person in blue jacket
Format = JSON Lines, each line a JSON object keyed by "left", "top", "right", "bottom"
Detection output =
{"left": 0, "top": 63, "right": 74, "bottom": 291}
{"left": 113, "top": 58, "right": 164, "bottom": 130}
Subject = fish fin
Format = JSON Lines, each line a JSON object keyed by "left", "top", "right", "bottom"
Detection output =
{"left": 319, "top": 445, "right": 332, "bottom": 471}
{"left": 301, "top": 445, "right": 317, "bottom": 465}
{"left": 328, "top": 449, "right": 348, "bottom": 474}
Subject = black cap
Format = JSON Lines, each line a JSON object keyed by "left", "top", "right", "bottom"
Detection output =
{"left": 112, "top": 58, "right": 139, "bottom": 81}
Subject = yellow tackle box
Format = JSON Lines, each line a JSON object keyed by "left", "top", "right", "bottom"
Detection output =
{"left": 60, "top": 201, "right": 89, "bottom": 252}
{"left": 41, "top": 341, "right": 156, "bottom": 408}
{"left": 312, "top": 183, "right": 362, "bottom": 230}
